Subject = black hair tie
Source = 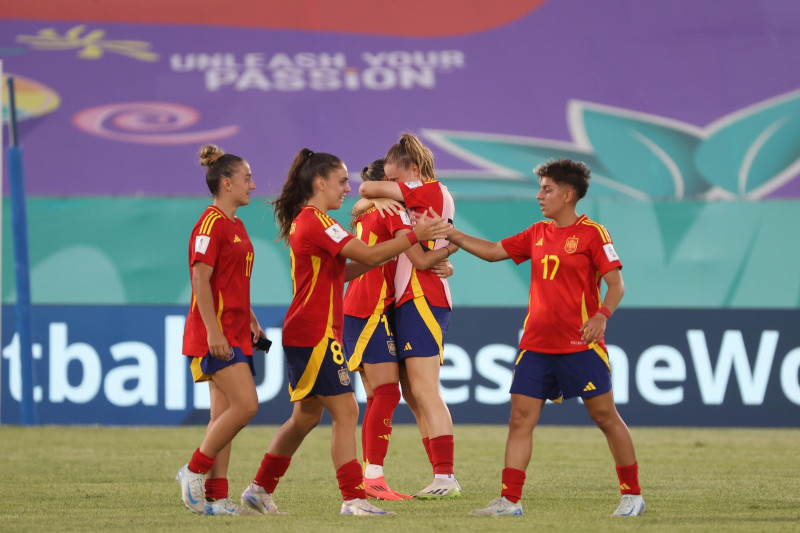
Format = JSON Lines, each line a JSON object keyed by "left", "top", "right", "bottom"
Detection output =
{"left": 306, "top": 150, "right": 315, "bottom": 159}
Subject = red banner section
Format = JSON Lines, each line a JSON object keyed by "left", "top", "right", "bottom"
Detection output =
{"left": 1, "top": 0, "right": 548, "bottom": 37}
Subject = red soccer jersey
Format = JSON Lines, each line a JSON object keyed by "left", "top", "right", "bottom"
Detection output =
{"left": 343, "top": 208, "right": 412, "bottom": 318}
{"left": 395, "top": 179, "right": 455, "bottom": 308}
{"left": 282, "top": 205, "right": 355, "bottom": 347}
{"left": 183, "top": 205, "right": 255, "bottom": 357}
{"left": 500, "top": 215, "right": 622, "bottom": 354}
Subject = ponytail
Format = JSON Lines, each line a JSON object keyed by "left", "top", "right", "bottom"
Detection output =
{"left": 272, "top": 148, "right": 343, "bottom": 242}
{"left": 385, "top": 133, "right": 435, "bottom": 180}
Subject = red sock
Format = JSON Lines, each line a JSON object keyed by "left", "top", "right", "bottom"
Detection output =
{"left": 205, "top": 477, "right": 228, "bottom": 501}
{"left": 188, "top": 448, "right": 215, "bottom": 475}
{"left": 615, "top": 462, "right": 641, "bottom": 495}
{"left": 254, "top": 454, "right": 292, "bottom": 493}
{"left": 429, "top": 435, "right": 454, "bottom": 475}
{"left": 337, "top": 459, "right": 366, "bottom": 501}
{"left": 501, "top": 468, "right": 526, "bottom": 503}
{"left": 422, "top": 437, "right": 433, "bottom": 470}
{"left": 362, "top": 396, "right": 373, "bottom": 464}
{"left": 365, "top": 383, "right": 401, "bottom": 466}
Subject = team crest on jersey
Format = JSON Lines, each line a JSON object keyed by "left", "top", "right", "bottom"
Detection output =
{"left": 338, "top": 368, "right": 351, "bottom": 386}
{"left": 387, "top": 340, "right": 396, "bottom": 356}
{"left": 564, "top": 236, "right": 579, "bottom": 254}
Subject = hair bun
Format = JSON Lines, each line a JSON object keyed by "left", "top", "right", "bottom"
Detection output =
{"left": 199, "top": 144, "right": 225, "bottom": 167}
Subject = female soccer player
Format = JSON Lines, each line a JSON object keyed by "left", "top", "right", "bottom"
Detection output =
{"left": 344, "top": 159, "right": 457, "bottom": 500}
{"left": 240, "top": 148, "right": 448, "bottom": 517}
{"left": 446, "top": 158, "right": 644, "bottom": 518}
{"left": 177, "top": 145, "right": 264, "bottom": 516}
{"left": 357, "top": 134, "right": 461, "bottom": 499}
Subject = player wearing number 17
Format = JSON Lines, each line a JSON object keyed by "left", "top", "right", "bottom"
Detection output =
{"left": 446, "top": 159, "right": 645, "bottom": 518}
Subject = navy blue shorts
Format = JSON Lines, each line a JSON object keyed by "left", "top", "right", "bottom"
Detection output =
{"left": 284, "top": 337, "right": 354, "bottom": 402}
{"left": 394, "top": 297, "right": 450, "bottom": 362}
{"left": 510, "top": 348, "right": 612, "bottom": 401}
{"left": 343, "top": 312, "right": 398, "bottom": 372}
{"left": 189, "top": 346, "right": 255, "bottom": 383}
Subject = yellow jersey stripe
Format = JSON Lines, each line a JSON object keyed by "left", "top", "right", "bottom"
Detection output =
{"left": 410, "top": 270, "right": 425, "bottom": 300}
{"left": 521, "top": 294, "right": 532, "bottom": 335}
{"left": 216, "top": 291, "right": 224, "bottom": 331}
{"left": 580, "top": 219, "right": 611, "bottom": 244}
{"left": 313, "top": 210, "right": 334, "bottom": 229}
{"left": 200, "top": 212, "right": 222, "bottom": 235}
{"left": 303, "top": 255, "right": 321, "bottom": 306}
{"left": 325, "top": 285, "right": 335, "bottom": 339}
{"left": 290, "top": 248, "right": 297, "bottom": 296}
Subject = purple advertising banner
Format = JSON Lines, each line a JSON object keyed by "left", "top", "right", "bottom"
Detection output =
{"left": 3, "top": 0, "right": 800, "bottom": 200}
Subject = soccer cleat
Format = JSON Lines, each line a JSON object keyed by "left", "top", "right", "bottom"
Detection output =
{"left": 340, "top": 498, "right": 396, "bottom": 516}
{"left": 470, "top": 496, "right": 523, "bottom": 517}
{"left": 365, "top": 476, "right": 411, "bottom": 501}
{"left": 176, "top": 464, "right": 205, "bottom": 514}
{"left": 205, "top": 498, "right": 259, "bottom": 516}
{"left": 611, "top": 494, "right": 645, "bottom": 517}
{"left": 240, "top": 483, "right": 286, "bottom": 515}
{"left": 414, "top": 477, "right": 462, "bottom": 500}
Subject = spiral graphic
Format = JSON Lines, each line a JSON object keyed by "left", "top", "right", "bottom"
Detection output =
{"left": 72, "top": 102, "right": 239, "bottom": 145}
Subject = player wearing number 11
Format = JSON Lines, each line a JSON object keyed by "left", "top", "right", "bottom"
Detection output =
{"left": 446, "top": 158, "right": 645, "bottom": 518}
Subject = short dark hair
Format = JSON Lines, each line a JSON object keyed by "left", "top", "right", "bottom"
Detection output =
{"left": 534, "top": 158, "right": 591, "bottom": 200}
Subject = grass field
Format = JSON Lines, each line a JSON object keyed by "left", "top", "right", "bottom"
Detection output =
{"left": 1, "top": 424, "right": 798, "bottom": 532}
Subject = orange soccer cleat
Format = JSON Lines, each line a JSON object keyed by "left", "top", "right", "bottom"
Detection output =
{"left": 364, "top": 476, "right": 411, "bottom": 501}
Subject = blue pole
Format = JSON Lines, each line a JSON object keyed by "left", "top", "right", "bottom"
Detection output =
{"left": 6, "top": 76, "right": 35, "bottom": 425}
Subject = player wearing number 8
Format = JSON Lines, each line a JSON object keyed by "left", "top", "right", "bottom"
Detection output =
{"left": 240, "top": 148, "right": 449, "bottom": 517}
{"left": 446, "top": 158, "right": 644, "bottom": 518}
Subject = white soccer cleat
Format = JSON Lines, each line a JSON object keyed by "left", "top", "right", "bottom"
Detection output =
{"left": 340, "top": 498, "right": 396, "bottom": 516}
{"left": 415, "top": 477, "right": 462, "bottom": 499}
{"left": 176, "top": 464, "right": 205, "bottom": 514}
{"left": 612, "top": 494, "right": 645, "bottom": 517}
{"left": 205, "top": 497, "right": 259, "bottom": 516}
{"left": 470, "top": 496, "right": 523, "bottom": 516}
{"left": 240, "top": 483, "right": 286, "bottom": 515}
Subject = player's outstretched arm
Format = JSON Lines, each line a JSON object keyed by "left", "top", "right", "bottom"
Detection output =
{"left": 341, "top": 209, "right": 449, "bottom": 267}
{"left": 447, "top": 228, "right": 510, "bottom": 262}
{"left": 359, "top": 181, "right": 403, "bottom": 201}
{"left": 398, "top": 228, "right": 457, "bottom": 270}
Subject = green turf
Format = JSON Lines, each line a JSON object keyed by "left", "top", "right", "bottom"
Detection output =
{"left": 0, "top": 424, "right": 798, "bottom": 532}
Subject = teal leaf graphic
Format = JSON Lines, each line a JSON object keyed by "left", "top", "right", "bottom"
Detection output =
{"left": 569, "top": 101, "right": 707, "bottom": 199}
{"left": 695, "top": 89, "right": 800, "bottom": 198}
{"left": 424, "top": 129, "right": 602, "bottom": 175}
{"left": 424, "top": 129, "right": 649, "bottom": 200}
